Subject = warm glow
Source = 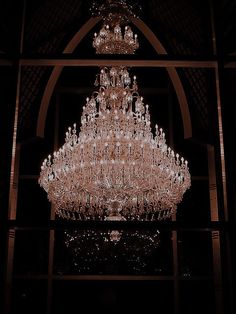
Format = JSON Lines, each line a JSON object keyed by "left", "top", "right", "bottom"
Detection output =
{"left": 93, "top": 24, "right": 139, "bottom": 54}
{"left": 39, "top": 67, "right": 191, "bottom": 221}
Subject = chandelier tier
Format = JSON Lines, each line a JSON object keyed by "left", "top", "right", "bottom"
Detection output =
{"left": 39, "top": 67, "right": 191, "bottom": 221}
{"left": 93, "top": 24, "right": 139, "bottom": 54}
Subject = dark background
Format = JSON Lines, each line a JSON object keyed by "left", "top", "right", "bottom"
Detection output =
{"left": 0, "top": 0, "right": 235, "bottom": 313}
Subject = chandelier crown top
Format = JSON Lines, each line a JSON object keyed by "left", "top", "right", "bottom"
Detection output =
{"left": 93, "top": 24, "right": 139, "bottom": 54}
{"left": 91, "top": 0, "right": 140, "bottom": 54}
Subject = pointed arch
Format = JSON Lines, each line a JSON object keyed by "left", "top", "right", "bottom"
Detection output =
{"left": 36, "top": 17, "right": 100, "bottom": 137}
{"left": 131, "top": 18, "right": 192, "bottom": 138}
{"left": 37, "top": 17, "right": 192, "bottom": 138}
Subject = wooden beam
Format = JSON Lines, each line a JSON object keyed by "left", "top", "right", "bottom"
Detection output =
{"left": 20, "top": 58, "right": 216, "bottom": 68}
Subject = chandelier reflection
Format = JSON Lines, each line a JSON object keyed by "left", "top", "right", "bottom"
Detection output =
{"left": 39, "top": 67, "right": 191, "bottom": 221}
{"left": 63, "top": 228, "right": 160, "bottom": 274}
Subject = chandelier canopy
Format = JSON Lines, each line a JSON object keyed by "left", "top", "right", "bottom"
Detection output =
{"left": 39, "top": 67, "right": 191, "bottom": 221}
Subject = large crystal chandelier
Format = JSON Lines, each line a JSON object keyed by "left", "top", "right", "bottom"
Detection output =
{"left": 39, "top": 67, "right": 191, "bottom": 221}
{"left": 91, "top": 0, "right": 139, "bottom": 54}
